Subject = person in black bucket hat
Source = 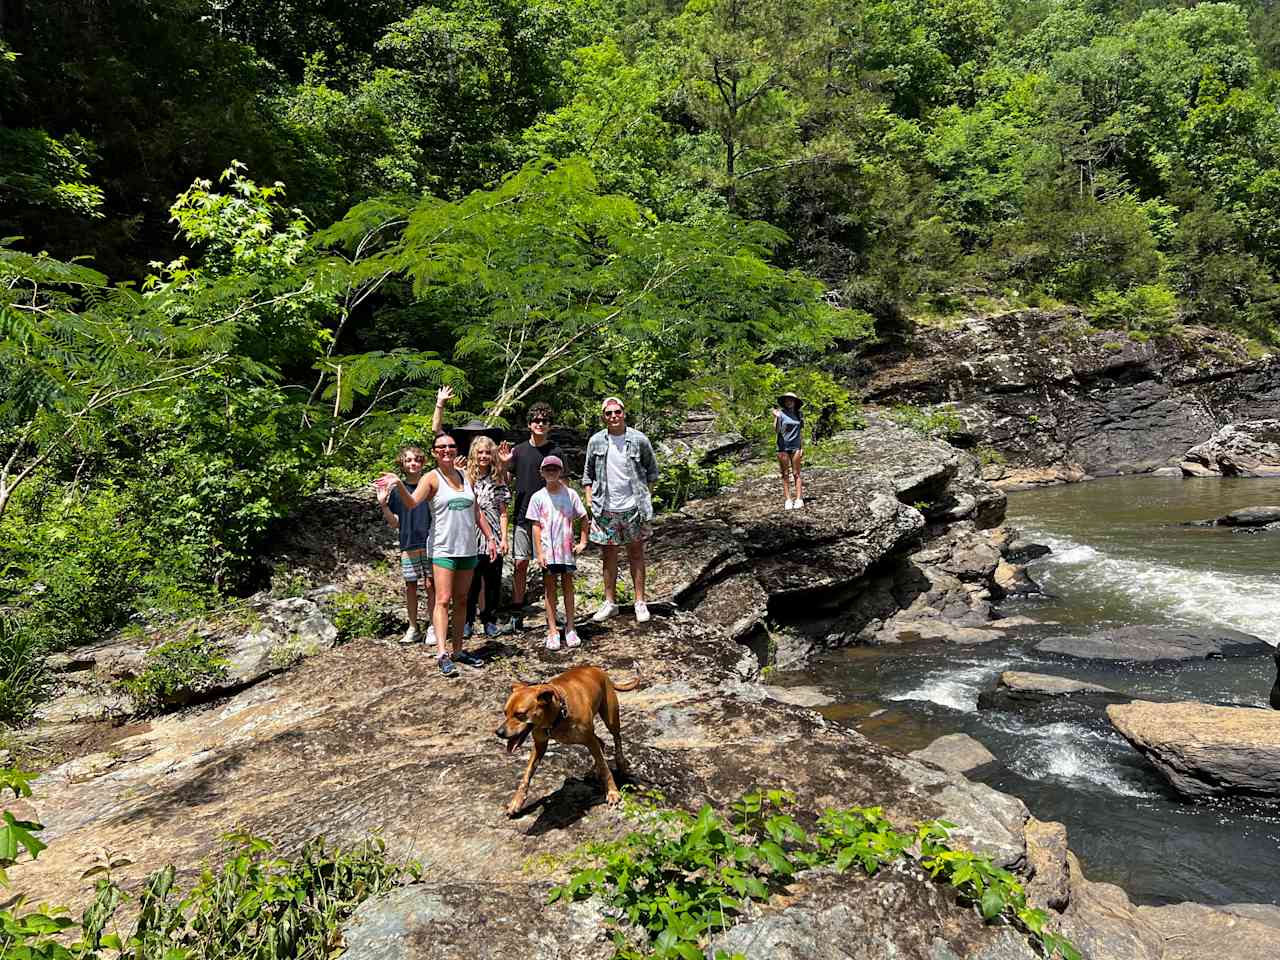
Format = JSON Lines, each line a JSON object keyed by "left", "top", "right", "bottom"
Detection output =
{"left": 431, "top": 385, "right": 504, "bottom": 458}
{"left": 773, "top": 391, "right": 805, "bottom": 510}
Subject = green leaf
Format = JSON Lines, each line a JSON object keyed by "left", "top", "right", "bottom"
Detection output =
{"left": 0, "top": 810, "right": 47, "bottom": 864}
{"left": 980, "top": 885, "right": 1005, "bottom": 920}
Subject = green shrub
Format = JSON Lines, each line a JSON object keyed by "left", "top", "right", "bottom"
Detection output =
{"left": 549, "top": 789, "right": 1080, "bottom": 960}
{"left": 975, "top": 445, "right": 1006, "bottom": 467}
{"left": 1089, "top": 284, "right": 1178, "bottom": 335}
{"left": 121, "top": 635, "right": 231, "bottom": 714}
{"left": 330, "top": 591, "right": 394, "bottom": 642}
{"left": 0, "top": 616, "right": 52, "bottom": 728}
{"left": 651, "top": 457, "right": 737, "bottom": 513}
{"left": 890, "top": 403, "right": 965, "bottom": 437}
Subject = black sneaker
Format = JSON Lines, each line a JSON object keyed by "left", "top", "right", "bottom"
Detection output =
{"left": 454, "top": 650, "right": 484, "bottom": 669}
{"left": 437, "top": 653, "right": 457, "bottom": 678}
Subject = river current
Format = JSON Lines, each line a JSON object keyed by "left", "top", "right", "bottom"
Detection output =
{"left": 775, "top": 476, "right": 1280, "bottom": 907}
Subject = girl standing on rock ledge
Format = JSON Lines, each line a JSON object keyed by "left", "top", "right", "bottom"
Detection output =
{"left": 773, "top": 392, "right": 805, "bottom": 510}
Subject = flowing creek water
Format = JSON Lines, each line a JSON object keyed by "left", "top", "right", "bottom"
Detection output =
{"left": 774, "top": 476, "right": 1280, "bottom": 907}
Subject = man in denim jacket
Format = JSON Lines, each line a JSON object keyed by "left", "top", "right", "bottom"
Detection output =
{"left": 584, "top": 396, "right": 660, "bottom": 624}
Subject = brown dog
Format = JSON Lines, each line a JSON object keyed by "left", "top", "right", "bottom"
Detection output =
{"left": 495, "top": 665, "right": 641, "bottom": 817}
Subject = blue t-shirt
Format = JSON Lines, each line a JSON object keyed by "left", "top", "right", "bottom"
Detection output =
{"left": 389, "top": 485, "right": 431, "bottom": 551}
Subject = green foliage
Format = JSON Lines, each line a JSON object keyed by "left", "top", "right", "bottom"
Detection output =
{"left": 651, "top": 458, "right": 738, "bottom": 514}
{"left": 1089, "top": 284, "right": 1179, "bottom": 335}
{"left": 0, "top": 615, "right": 52, "bottom": 728}
{"left": 891, "top": 403, "right": 966, "bottom": 438}
{"left": 697, "top": 360, "right": 860, "bottom": 447}
{"left": 329, "top": 592, "right": 394, "bottom": 642}
{"left": 975, "top": 444, "right": 1006, "bottom": 467}
{"left": 0, "top": 780, "right": 419, "bottom": 960}
{"left": 121, "top": 636, "right": 231, "bottom": 715}
{"left": 549, "top": 789, "right": 1080, "bottom": 960}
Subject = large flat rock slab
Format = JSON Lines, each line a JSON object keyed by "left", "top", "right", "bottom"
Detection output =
{"left": 1106, "top": 700, "right": 1280, "bottom": 799}
{"left": 1035, "top": 625, "right": 1270, "bottom": 663}
{"left": 10, "top": 613, "right": 1021, "bottom": 924}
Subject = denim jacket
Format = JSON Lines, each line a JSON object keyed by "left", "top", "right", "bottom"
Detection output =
{"left": 584, "top": 427, "right": 660, "bottom": 521}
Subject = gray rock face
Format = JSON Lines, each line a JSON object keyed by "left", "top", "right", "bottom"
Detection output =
{"left": 708, "top": 870, "right": 1039, "bottom": 960}
{"left": 1182, "top": 420, "right": 1280, "bottom": 477}
{"left": 978, "top": 671, "right": 1122, "bottom": 711}
{"left": 856, "top": 309, "right": 1280, "bottom": 480}
{"left": 44, "top": 597, "right": 340, "bottom": 715}
{"left": 342, "top": 883, "right": 615, "bottom": 960}
{"left": 909, "top": 733, "right": 997, "bottom": 774}
{"left": 1107, "top": 700, "right": 1280, "bottom": 799}
{"left": 1034, "top": 625, "right": 1270, "bottom": 663}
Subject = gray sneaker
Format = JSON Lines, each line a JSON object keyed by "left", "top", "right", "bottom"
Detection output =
{"left": 437, "top": 653, "right": 457, "bottom": 678}
{"left": 401, "top": 624, "right": 422, "bottom": 645}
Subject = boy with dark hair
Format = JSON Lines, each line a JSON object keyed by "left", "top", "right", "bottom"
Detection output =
{"left": 500, "top": 401, "right": 562, "bottom": 631}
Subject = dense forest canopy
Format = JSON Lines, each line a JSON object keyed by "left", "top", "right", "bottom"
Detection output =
{"left": 2, "top": 0, "right": 1279, "bottom": 689}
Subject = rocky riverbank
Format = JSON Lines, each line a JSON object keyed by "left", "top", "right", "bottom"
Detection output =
{"left": 853, "top": 309, "right": 1280, "bottom": 483}
{"left": 10, "top": 416, "right": 1280, "bottom": 958}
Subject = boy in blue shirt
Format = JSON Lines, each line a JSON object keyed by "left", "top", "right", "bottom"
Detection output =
{"left": 376, "top": 444, "right": 435, "bottom": 644}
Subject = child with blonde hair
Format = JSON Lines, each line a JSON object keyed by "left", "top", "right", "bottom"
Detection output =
{"left": 464, "top": 436, "right": 512, "bottom": 638}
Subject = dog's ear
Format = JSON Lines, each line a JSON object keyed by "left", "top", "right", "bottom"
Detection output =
{"left": 536, "top": 689, "right": 556, "bottom": 703}
{"left": 511, "top": 681, "right": 529, "bottom": 691}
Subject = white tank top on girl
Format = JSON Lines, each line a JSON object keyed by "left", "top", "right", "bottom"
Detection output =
{"left": 430, "top": 468, "right": 478, "bottom": 558}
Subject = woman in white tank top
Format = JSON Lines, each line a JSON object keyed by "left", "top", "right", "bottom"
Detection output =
{"left": 380, "top": 433, "right": 497, "bottom": 678}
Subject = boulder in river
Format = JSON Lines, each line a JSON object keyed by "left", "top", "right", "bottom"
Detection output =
{"left": 978, "top": 671, "right": 1124, "bottom": 711}
{"left": 1181, "top": 419, "right": 1280, "bottom": 478}
{"left": 1106, "top": 700, "right": 1280, "bottom": 799}
{"left": 1215, "top": 505, "right": 1280, "bottom": 527}
{"left": 1034, "top": 625, "right": 1270, "bottom": 663}
{"left": 908, "top": 733, "right": 997, "bottom": 775}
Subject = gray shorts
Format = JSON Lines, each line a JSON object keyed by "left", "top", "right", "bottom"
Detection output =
{"left": 513, "top": 520, "right": 535, "bottom": 561}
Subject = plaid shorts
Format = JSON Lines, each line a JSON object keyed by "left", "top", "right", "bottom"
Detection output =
{"left": 588, "top": 508, "right": 648, "bottom": 546}
{"left": 401, "top": 548, "right": 432, "bottom": 583}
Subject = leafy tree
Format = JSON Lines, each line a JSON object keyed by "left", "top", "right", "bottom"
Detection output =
{"left": 321, "top": 156, "right": 825, "bottom": 419}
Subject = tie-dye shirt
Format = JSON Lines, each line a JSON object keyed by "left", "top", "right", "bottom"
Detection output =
{"left": 525, "top": 485, "right": 587, "bottom": 565}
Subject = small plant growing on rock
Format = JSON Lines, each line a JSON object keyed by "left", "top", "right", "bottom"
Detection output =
{"left": 975, "top": 445, "right": 1006, "bottom": 467}
{"left": 120, "top": 634, "right": 231, "bottom": 714}
{"left": 891, "top": 403, "right": 964, "bottom": 438}
{"left": 330, "top": 591, "right": 394, "bottom": 642}
{"left": 652, "top": 456, "right": 737, "bottom": 513}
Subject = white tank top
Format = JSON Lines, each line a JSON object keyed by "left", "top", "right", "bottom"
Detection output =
{"left": 430, "top": 468, "right": 478, "bottom": 558}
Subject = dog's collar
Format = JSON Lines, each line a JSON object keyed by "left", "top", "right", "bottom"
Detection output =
{"left": 549, "top": 685, "right": 568, "bottom": 727}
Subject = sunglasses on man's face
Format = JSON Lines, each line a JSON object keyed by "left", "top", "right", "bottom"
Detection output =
{"left": 603, "top": 409, "right": 624, "bottom": 417}
{"left": 529, "top": 417, "right": 551, "bottom": 425}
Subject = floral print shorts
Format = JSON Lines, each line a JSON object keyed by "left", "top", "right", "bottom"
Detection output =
{"left": 588, "top": 508, "right": 648, "bottom": 546}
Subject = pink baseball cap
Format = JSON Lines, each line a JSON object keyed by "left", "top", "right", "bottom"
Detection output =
{"left": 540, "top": 455, "right": 564, "bottom": 470}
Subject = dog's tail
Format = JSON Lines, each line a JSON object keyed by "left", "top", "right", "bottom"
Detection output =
{"left": 612, "top": 674, "right": 643, "bottom": 692}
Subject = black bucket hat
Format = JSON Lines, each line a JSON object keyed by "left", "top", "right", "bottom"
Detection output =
{"left": 451, "top": 418, "right": 505, "bottom": 454}
{"left": 777, "top": 392, "right": 804, "bottom": 411}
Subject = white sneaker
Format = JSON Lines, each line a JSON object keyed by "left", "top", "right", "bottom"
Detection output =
{"left": 400, "top": 624, "right": 422, "bottom": 645}
{"left": 591, "top": 600, "right": 618, "bottom": 623}
{"left": 784, "top": 499, "right": 795, "bottom": 511}
{"left": 545, "top": 633, "right": 562, "bottom": 651}
{"left": 425, "top": 624, "right": 437, "bottom": 645}
{"left": 794, "top": 497, "right": 804, "bottom": 509}
{"left": 565, "top": 629, "right": 581, "bottom": 648}
{"left": 634, "top": 601, "right": 651, "bottom": 624}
